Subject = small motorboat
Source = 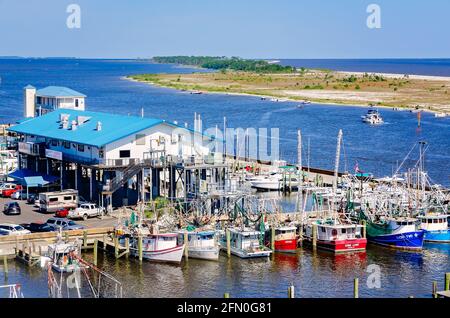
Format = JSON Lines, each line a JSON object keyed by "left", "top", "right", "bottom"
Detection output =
{"left": 46, "top": 240, "right": 86, "bottom": 273}
{"left": 361, "top": 109, "right": 384, "bottom": 125}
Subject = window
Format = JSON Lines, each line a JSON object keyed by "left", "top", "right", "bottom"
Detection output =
{"left": 321, "top": 227, "right": 326, "bottom": 233}
{"left": 99, "top": 149, "right": 104, "bottom": 158}
{"left": 119, "top": 150, "right": 131, "bottom": 158}
{"left": 63, "top": 141, "right": 70, "bottom": 149}
{"left": 51, "top": 140, "right": 58, "bottom": 146}
{"left": 75, "top": 99, "right": 79, "bottom": 107}
{"left": 78, "top": 144, "right": 85, "bottom": 152}
{"left": 49, "top": 198, "right": 58, "bottom": 202}
{"left": 341, "top": 228, "right": 346, "bottom": 234}
{"left": 135, "top": 134, "right": 146, "bottom": 145}
{"left": 63, "top": 196, "right": 73, "bottom": 201}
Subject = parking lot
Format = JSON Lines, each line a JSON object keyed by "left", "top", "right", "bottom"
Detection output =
{"left": 0, "top": 197, "right": 116, "bottom": 229}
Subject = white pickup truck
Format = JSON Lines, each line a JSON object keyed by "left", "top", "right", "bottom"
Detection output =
{"left": 68, "top": 203, "right": 105, "bottom": 220}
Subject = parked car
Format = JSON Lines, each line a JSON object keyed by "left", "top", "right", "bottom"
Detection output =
{"left": 68, "top": 203, "right": 105, "bottom": 220}
{"left": 45, "top": 217, "right": 85, "bottom": 231}
{"left": 11, "top": 190, "right": 29, "bottom": 200}
{"left": 3, "top": 202, "right": 21, "bottom": 215}
{"left": 21, "top": 222, "right": 54, "bottom": 233}
{"left": 0, "top": 224, "right": 31, "bottom": 236}
{"left": 54, "top": 208, "right": 70, "bottom": 218}
{"left": 27, "top": 193, "right": 38, "bottom": 205}
{"left": 2, "top": 184, "right": 23, "bottom": 198}
{"left": 0, "top": 183, "right": 18, "bottom": 196}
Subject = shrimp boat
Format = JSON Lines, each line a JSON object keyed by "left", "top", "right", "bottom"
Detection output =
{"left": 125, "top": 233, "right": 185, "bottom": 263}
{"left": 418, "top": 214, "right": 450, "bottom": 243}
{"left": 46, "top": 240, "right": 86, "bottom": 273}
{"left": 265, "top": 226, "right": 298, "bottom": 253}
{"left": 178, "top": 230, "right": 220, "bottom": 261}
{"left": 303, "top": 218, "right": 367, "bottom": 253}
{"left": 360, "top": 213, "right": 424, "bottom": 250}
{"left": 361, "top": 109, "right": 384, "bottom": 125}
{"left": 219, "top": 227, "right": 272, "bottom": 258}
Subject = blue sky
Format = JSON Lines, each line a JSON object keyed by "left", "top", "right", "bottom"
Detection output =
{"left": 0, "top": 0, "right": 449, "bottom": 58}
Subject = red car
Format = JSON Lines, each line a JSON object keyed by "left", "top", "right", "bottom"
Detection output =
{"left": 2, "top": 185, "right": 23, "bottom": 198}
{"left": 54, "top": 208, "right": 70, "bottom": 218}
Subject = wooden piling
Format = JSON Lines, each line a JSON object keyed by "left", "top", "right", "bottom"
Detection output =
{"left": 354, "top": 278, "right": 359, "bottom": 298}
{"left": 312, "top": 223, "right": 317, "bottom": 250}
{"left": 3, "top": 255, "right": 7, "bottom": 275}
{"left": 93, "top": 239, "right": 98, "bottom": 266}
{"left": 271, "top": 226, "right": 275, "bottom": 251}
{"left": 362, "top": 220, "right": 366, "bottom": 238}
{"left": 138, "top": 236, "right": 143, "bottom": 263}
{"left": 184, "top": 232, "right": 189, "bottom": 259}
{"left": 125, "top": 238, "right": 130, "bottom": 259}
{"left": 224, "top": 293, "right": 230, "bottom": 298}
{"left": 288, "top": 285, "right": 295, "bottom": 298}
{"left": 445, "top": 273, "right": 450, "bottom": 291}
{"left": 83, "top": 230, "right": 88, "bottom": 248}
{"left": 64, "top": 231, "right": 69, "bottom": 242}
{"left": 226, "top": 229, "right": 231, "bottom": 258}
{"left": 432, "top": 281, "right": 438, "bottom": 298}
{"left": 114, "top": 236, "right": 119, "bottom": 259}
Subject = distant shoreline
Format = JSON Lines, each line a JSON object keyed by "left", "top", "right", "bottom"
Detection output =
{"left": 125, "top": 69, "right": 450, "bottom": 115}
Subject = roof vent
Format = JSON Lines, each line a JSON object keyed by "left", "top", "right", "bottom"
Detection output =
{"left": 96, "top": 121, "right": 102, "bottom": 131}
{"left": 71, "top": 120, "right": 78, "bottom": 131}
{"left": 60, "top": 113, "right": 70, "bottom": 122}
{"left": 76, "top": 115, "right": 91, "bottom": 125}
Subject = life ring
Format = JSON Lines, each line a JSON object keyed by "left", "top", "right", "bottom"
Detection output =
{"left": 331, "top": 229, "right": 338, "bottom": 238}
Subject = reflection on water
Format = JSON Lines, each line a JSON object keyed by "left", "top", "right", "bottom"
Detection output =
{"left": 2, "top": 242, "right": 449, "bottom": 298}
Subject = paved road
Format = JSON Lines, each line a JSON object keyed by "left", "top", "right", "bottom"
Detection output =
{"left": 0, "top": 197, "right": 116, "bottom": 228}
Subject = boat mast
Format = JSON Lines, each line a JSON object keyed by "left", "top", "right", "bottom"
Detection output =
{"left": 333, "top": 130, "right": 343, "bottom": 223}
{"left": 296, "top": 130, "right": 302, "bottom": 213}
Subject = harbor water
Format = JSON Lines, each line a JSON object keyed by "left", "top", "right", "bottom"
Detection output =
{"left": 0, "top": 58, "right": 449, "bottom": 298}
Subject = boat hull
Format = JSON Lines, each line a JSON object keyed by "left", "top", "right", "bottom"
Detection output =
{"left": 130, "top": 245, "right": 185, "bottom": 263}
{"left": 274, "top": 239, "right": 297, "bottom": 253}
{"left": 187, "top": 247, "right": 220, "bottom": 261}
{"left": 305, "top": 238, "right": 367, "bottom": 253}
{"left": 220, "top": 246, "right": 272, "bottom": 259}
{"left": 368, "top": 231, "right": 424, "bottom": 250}
{"left": 423, "top": 230, "right": 450, "bottom": 243}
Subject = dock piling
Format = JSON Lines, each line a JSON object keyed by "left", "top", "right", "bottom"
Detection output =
{"left": 83, "top": 230, "right": 88, "bottom": 248}
{"left": 184, "top": 232, "right": 189, "bottom": 259}
{"left": 288, "top": 285, "right": 295, "bottom": 298}
{"left": 224, "top": 293, "right": 230, "bottom": 298}
{"left": 125, "top": 238, "right": 130, "bottom": 259}
{"left": 3, "top": 255, "right": 7, "bottom": 276}
{"left": 271, "top": 226, "right": 275, "bottom": 251}
{"left": 93, "top": 239, "right": 98, "bottom": 266}
{"left": 362, "top": 220, "right": 366, "bottom": 238}
{"left": 312, "top": 223, "right": 317, "bottom": 250}
{"left": 445, "top": 273, "right": 450, "bottom": 291}
{"left": 138, "top": 236, "right": 143, "bottom": 263}
{"left": 354, "top": 278, "right": 359, "bottom": 298}
{"left": 432, "top": 281, "right": 438, "bottom": 298}
{"left": 114, "top": 236, "right": 119, "bottom": 259}
{"left": 226, "top": 229, "right": 231, "bottom": 258}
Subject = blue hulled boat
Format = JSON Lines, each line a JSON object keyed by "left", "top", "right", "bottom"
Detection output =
{"left": 418, "top": 214, "right": 450, "bottom": 243}
{"left": 360, "top": 212, "right": 424, "bottom": 250}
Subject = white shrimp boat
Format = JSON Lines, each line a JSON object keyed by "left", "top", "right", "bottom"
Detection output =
{"left": 126, "top": 233, "right": 185, "bottom": 263}
{"left": 178, "top": 230, "right": 220, "bottom": 261}
{"left": 219, "top": 227, "right": 272, "bottom": 258}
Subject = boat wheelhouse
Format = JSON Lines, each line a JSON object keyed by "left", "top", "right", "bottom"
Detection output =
{"left": 303, "top": 220, "right": 367, "bottom": 253}
{"left": 219, "top": 227, "right": 272, "bottom": 258}
{"left": 265, "top": 226, "right": 298, "bottom": 253}
{"left": 46, "top": 241, "right": 86, "bottom": 273}
{"left": 178, "top": 230, "right": 220, "bottom": 261}
{"left": 418, "top": 214, "right": 450, "bottom": 243}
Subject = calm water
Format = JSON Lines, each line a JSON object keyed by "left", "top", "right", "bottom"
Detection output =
{"left": 1, "top": 242, "right": 450, "bottom": 298}
{"left": 0, "top": 59, "right": 449, "bottom": 186}
{"left": 0, "top": 58, "right": 449, "bottom": 298}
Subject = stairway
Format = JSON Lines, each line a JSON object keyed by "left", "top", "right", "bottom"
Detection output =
{"left": 106, "top": 161, "right": 143, "bottom": 194}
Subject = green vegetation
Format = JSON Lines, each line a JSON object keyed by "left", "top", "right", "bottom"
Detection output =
{"left": 152, "top": 56, "right": 296, "bottom": 73}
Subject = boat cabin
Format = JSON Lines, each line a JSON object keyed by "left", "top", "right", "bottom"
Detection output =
{"left": 143, "top": 233, "right": 178, "bottom": 250}
{"left": 274, "top": 226, "right": 297, "bottom": 240}
{"left": 315, "top": 224, "right": 364, "bottom": 241}
{"left": 229, "top": 228, "right": 262, "bottom": 251}
{"left": 179, "top": 231, "right": 217, "bottom": 249}
{"left": 387, "top": 218, "right": 417, "bottom": 234}
{"left": 418, "top": 214, "right": 448, "bottom": 232}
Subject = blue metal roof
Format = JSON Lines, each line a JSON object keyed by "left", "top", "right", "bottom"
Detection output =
{"left": 8, "top": 109, "right": 164, "bottom": 147}
{"left": 36, "top": 86, "right": 87, "bottom": 98}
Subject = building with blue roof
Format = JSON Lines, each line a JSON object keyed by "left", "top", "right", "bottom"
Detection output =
{"left": 24, "top": 85, "right": 86, "bottom": 118}
{"left": 8, "top": 108, "right": 219, "bottom": 208}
